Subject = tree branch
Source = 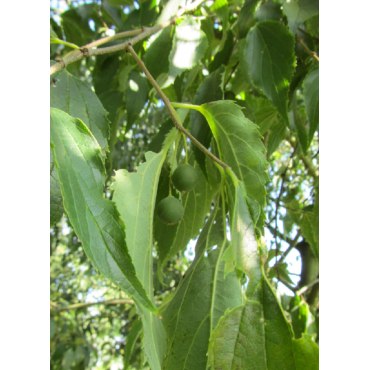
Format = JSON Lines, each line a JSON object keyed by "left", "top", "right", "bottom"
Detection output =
{"left": 50, "top": 299, "right": 134, "bottom": 313}
{"left": 296, "top": 35, "right": 319, "bottom": 62}
{"left": 125, "top": 44, "right": 230, "bottom": 169}
{"left": 50, "top": 0, "right": 205, "bottom": 75}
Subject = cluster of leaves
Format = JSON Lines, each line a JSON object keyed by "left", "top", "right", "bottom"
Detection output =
{"left": 50, "top": 0, "right": 319, "bottom": 369}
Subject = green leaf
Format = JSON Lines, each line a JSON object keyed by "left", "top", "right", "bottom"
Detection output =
{"left": 234, "top": 0, "right": 259, "bottom": 39}
{"left": 92, "top": 54, "right": 120, "bottom": 97}
{"left": 145, "top": 26, "right": 174, "bottom": 80}
{"left": 148, "top": 117, "right": 174, "bottom": 153}
{"left": 190, "top": 68, "right": 223, "bottom": 177}
{"left": 283, "top": 0, "right": 319, "bottom": 35}
{"left": 209, "top": 277, "right": 319, "bottom": 369}
{"left": 208, "top": 30, "right": 234, "bottom": 73}
{"left": 222, "top": 170, "right": 263, "bottom": 287}
{"left": 154, "top": 155, "right": 219, "bottom": 266}
{"left": 300, "top": 213, "right": 319, "bottom": 261}
{"left": 124, "top": 319, "right": 143, "bottom": 370}
{"left": 292, "top": 334, "right": 319, "bottom": 370}
{"left": 50, "top": 108, "right": 157, "bottom": 314}
{"left": 111, "top": 130, "right": 178, "bottom": 370}
{"left": 255, "top": 0, "right": 283, "bottom": 22}
{"left": 246, "top": 21, "right": 296, "bottom": 124}
{"left": 290, "top": 294, "right": 309, "bottom": 339}
{"left": 167, "top": 16, "right": 208, "bottom": 85}
{"left": 196, "top": 100, "right": 269, "bottom": 216}
{"left": 292, "top": 92, "right": 309, "bottom": 155}
{"left": 50, "top": 69, "right": 110, "bottom": 155}
{"left": 140, "top": 0, "right": 158, "bottom": 26}
{"left": 125, "top": 70, "right": 149, "bottom": 132}
{"left": 156, "top": 0, "right": 184, "bottom": 24}
{"left": 303, "top": 68, "right": 319, "bottom": 146}
{"left": 50, "top": 26, "right": 58, "bottom": 39}
{"left": 50, "top": 148, "right": 64, "bottom": 226}
{"left": 161, "top": 196, "right": 243, "bottom": 370}
{"left": 254, "top": 101, "right": 279, "bottom": 134}
{"left": 267, "top": 119, "right": 287, "bottom": 158}
{"left": 268, "top": 262, "right": 294, "bottom": 285}
{"left": 211, "top": 0, "right": 229, "bottom": 27}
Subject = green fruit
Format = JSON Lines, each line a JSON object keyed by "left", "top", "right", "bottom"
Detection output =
{"left": 157, "top": 196, "right": 184, "bottom": 225}
{"left": 172, "top": 164, "right": 198, "bottom": 193}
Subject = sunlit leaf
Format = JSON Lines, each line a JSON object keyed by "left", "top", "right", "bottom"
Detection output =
{"left": 50, "top": 108, "right": 157, "bottom": 314}
{"left": 50, "top": 68, "right": 110, "bottom": 155}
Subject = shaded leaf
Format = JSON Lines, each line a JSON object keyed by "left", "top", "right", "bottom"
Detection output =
{"left": 208, "top": 29, "right": 234, "bottom": 73}
{"left": 145, "top": 26, "right": 174, "bottom": 80}
{"left": 246, "top": 21, "right": 296, "bottom": 124}
{"left": 50, "top": 69, "right": 110, "bottom": 155}
{"left": 283, "top": 0, "right": 319, "bottom": 35}
{"left": 124, "top": 320, "right": 143, "bottom": 370}
{"left": 303, "top": 67, "right": 319, "bottom": 146}
{"left": 267, "top": 119, "right": 287, "bottom": 158}
{"left": 50, "top": 149, "right": 64, "bottom": 226}
{"left": 255, "top": 0, "right": 283, "bottom": 22}
{"left": 92, "top": 54, "right": 120, "bottom": 97}
{"left": 126, "top": 70, "right": 149, "bottom": 132}
{"left": 300, "top": 213, "right": 319, "bottom": 261}
{"left": 50, "top": 108, "right": 157, "bottom": 314}
{"left": 234, "top": 0, "right": 259, "bottom": 39}
{"left": 293, "top": 92, "right": 309, "bottom": 155}
{"left": 313, "top": 177, "right": 319, "bottom": 243}
{"left": 190, "top": 68, "right": 223, "bottom": 177}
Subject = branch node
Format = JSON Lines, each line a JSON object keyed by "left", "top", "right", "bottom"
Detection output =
{"left": 55, "top": 58, "right": 66, "bottom": 69}
{"left": 79, "top": 47, "right": 90, "bottom": 58}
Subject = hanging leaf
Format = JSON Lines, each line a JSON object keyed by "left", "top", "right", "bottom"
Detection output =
{"left": 190, "top": 68, "right": 223, "bottom": 178}
{"left": 293, "top": 92, "right": 309, "bottom": 155}
{"left": 50, "top": 149, "right": 64, "bottom": 226}
{"left": 50, "top": 68, "right": 110, "bottom": 155}
{"left": 208, "top": 278, "right": 319, "bottom": 370}
{"left": 50, "top": 108, "right": 157, "bottom": 314}
{"left": 156, "top": 0, "right": 184, "bottom": 24}
{"left": 246, "top": 21, "right": 296, "bottom": 124}
{"left": 144, "top": 26, "right": 174, "bottom": 80}
{"left": 111, "top": 130, "right": 178, "bottom": 370}
{"left": 124, "top": 320, "right": 143, "bottom": 370}
{"left": 208, "top": 30, "right": 234, "bottom": 73}
{"left": 210, "top": 0, "right": 229, "bottom": 28}
{"left": 125, "top": 69, "right": 149, "bottom": 132}
{"left": 255, "top": 0, "right": 283, "bottom": 22}
{"left": 267, "top": 119, "right": 287, "bottom": 158}
{"left": 234, "top": 0, "right": 259, "bottom": 39}
{"left": 303, "top": 67, "right": 319, "bottom": 146}
{"left": 167, "top": 16, "right": 208, "bottom": 86}
{"left": 193, "top": 101, "right": 269, "bottom": 222}
{"left": 161, "top": 195, "right": 243, "bottom": 370}
{"left": 283, "top": 0, "right": 319, "bottom": 35}
{"left": 290, "top": 294, "right": 310, "bottom": 339}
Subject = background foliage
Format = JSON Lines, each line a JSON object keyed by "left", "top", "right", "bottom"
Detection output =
{"left": 50, "top": 0, "right": 319, "bottom": 368}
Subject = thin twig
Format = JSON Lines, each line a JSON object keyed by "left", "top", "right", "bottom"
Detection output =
{"left": 50, "top": 0, "right": 205, "bottom": 75}
{"left": 296, "top": 278, "right": 319, "bottom": 295}
{"left": 286, "top": 137, "right": 318, "bottom": 179}
{"left": 50, "top": 299, "right": 134, "bottom": 313}
{"left": 296, "top": 35, "right": 319, "bottom": 62}
{"left": 125, "top": 44, "right": 230, "bottom": 169}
